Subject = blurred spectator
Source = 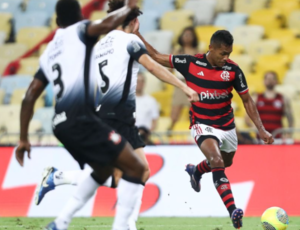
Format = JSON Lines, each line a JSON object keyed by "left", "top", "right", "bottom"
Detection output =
{"left": 136, "top": 72, "right": 159, "bottom": 132}
{"left": 169, "top": 27, "right": 200, "bottom": 130}
{"left": 245, "top": 71, "right": 294, "bottom": 138}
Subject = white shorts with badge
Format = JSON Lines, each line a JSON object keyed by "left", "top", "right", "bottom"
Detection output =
{"left": 191, "top": 124, "right": 238, "bottom": 153}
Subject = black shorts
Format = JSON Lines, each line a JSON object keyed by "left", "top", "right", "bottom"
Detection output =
{"left": 103, "top": 119, "right": 145, "bottom": 150}
{"left": 53, "top": 119, "right": 126, "bottom": 169}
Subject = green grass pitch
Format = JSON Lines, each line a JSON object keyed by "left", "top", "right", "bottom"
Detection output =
{"left": 0, "top": 217, "right": 300, "bottom": 230}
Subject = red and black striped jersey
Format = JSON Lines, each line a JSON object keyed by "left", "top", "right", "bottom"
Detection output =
{"left": 256, "top": 93, "right": 284, "bottom": 134}
{"left": 169, "top": 53, "right": 249, "bottom": 131}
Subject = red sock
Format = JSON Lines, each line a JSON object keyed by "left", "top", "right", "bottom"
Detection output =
{"left": 212, "top": 167, "right": 236, "bottom": 216}
{"left": 194, "top": 160, "right": 211, "bottom": 178}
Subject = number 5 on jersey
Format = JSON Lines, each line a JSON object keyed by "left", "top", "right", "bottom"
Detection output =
{"left": 98, "top": 60, "right": 109, "bottom": 94}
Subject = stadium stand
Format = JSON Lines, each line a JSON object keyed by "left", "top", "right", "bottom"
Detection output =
{"left": 232, "top": 25, "right": 265, "bottom": 49}
{"left": 247, "top": 39, "right": 281, "bottom": 59}
{"left": 160, "top": 9, "right": 194, "bottom": 42}
{"left": 0, "top": 43, "right": 28, "bottom": 61}
{"left": 184, "top": 0, "right": 217, "bottom": 25}
{"left": 0, "top": 0, "right": 22, "bottom": 14}
{"left": 14, "top": 11, "right": 49, "bottom": 33}
{"left": 0, "top": 12, "right": 12, "bottom": 40}
{"left": 229, "top": 54, "right": 254, "bottom": 74}
{"left": 233, "top": 0, "right": 269, "bottom": 14}
{"left": 17, "top": 57, "right": 39, "bottom": 75}
{"left": 288, "top": 10, "right": 300, "bottom": 29}
{"left": 1, "top": 0, "right": 300, "bottom": 144}
{"left": 0, "top": 75, "right": 32, "bottom": 103}
{"left": 248, "top": 9, "right": 283, "bottom": 36}
{"left": 144, "top": 30, "right": 174, "bottom": 54}
{"left": 139, "top": 11, "right": 160, "bottom": 35}
{"left": 16, "top": 27, "right": 51, "bottom": 49}
{"left": 214, "top": 12, "right": 248, "bottom": 32}
{"left": 142, "top": 0, "right": 175, "bottom": 17}
{"left": 195, "top": 25, "right": 225, "bottom": 49}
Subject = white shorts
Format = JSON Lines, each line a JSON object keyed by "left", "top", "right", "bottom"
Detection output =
{"left": 190, "top": 124, "right": 238, "bottom": 153}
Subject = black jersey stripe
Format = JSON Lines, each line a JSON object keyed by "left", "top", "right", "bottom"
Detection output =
{"left": 119, "top": 57, "right": 134, "bottom": 104}
{"left": 193, "top": 104, "right": 233, "bottom": 117}
{"left": 185, "top": 76, "right": 233, "bottom": 89}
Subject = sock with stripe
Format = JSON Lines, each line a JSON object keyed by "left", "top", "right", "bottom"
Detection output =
{"left": 212, "top": 167, "right": 236, "bottom": 217}
{"left": 193, "top": 160, "right": 211, "bottom": 181}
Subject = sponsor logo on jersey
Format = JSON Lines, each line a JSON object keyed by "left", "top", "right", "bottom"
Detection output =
{"left": 222, "top": 65, "right": 232, "bottom": 71}
{"left": 197, "top": 71, "right": 204, "bottom": 76}
{"left": 220, "top": 71, "right": 230, "bottom": 81}
{"left": 52, "top": 112, "right": 67, "bottom": 128}
{"left": 214, "top": 181, "right": 219, "bottom": 188}
{"left": 175, "top": 58, "right": 187, "bottom": 64}
{"left": 109, "top": 131, "right": 121, "bottom": 145}
{"left": 220, "top": 178, "right": 229, "bottom": 183}
{"left": 196, "top": 60, "right": 207, "bottom": 66}
{"left": 205, "top": 127, "right": 213, "bottom": 133}
{"left": 239, "top": 73, "right": 246, "bottom": 88}
{"left": 200, "top": 90, "right": 230, "bottom": 101}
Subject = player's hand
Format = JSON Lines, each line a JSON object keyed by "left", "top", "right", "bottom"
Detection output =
{"left": 132, "top": 18, "right": 140, "bottom": 34}
{"left": 15, "top": 140, "right": 31, "bottom": 166}
{"left": 183, "top": 87, "right": 199, "bottom": 103}
{"left": 259, "top": 129, "right": 274, "bottom": 144}
{"left": 125, "top": 0, "right": 138, "bottom": 9}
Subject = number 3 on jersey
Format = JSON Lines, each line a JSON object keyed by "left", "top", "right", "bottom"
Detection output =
{"left": 52, "top": 63, "right": 64, "bottom": 100}
{"left": 98, "top": 60, "right": 109, "bottom": 93}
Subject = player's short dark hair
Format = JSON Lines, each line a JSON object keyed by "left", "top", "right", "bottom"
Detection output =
{"left": 264, "top": 71, "right": 278, "bottom": 80}
{"left": 56, "top": 0, "right": 82, "bottom": 27}
{"left": 210, "top": 30, "right": 233, "bottom": 47}
{"left": 178, "top": 27, "right": 198, "bottom": 48}
{"left": 107, "top": 0, "right": 142, "bottom": 28}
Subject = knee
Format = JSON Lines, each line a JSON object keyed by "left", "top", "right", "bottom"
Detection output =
{"left": 209, "top": 156, "right": 224, "bottom": 168}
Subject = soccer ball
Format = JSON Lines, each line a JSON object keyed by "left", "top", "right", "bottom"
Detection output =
{"left": 261, "top": 207, "right": 289, "bottom": 230}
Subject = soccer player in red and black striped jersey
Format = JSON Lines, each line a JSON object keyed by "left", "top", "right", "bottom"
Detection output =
{"left": 135, "top": 28, "right": 274, "bottom": 229}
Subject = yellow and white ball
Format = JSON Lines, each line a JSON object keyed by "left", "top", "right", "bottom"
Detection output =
{"left": 261, "top": 207, "right": 289, "bottom": 230}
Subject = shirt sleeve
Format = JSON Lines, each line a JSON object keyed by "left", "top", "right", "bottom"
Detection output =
{"left": 169, "top": 54, "right": 191, "bottom": 77}
{"left": 127, "top": 35, "right": 148, "bottom": 62}
{"left": 233, "top": 66, "right": 249, "bottom": 95}
{"left": 34, "top": 68, "right": 49, "bottom": 86}
{"left": 77, "top": 20, "right": 99, "bottom": 46}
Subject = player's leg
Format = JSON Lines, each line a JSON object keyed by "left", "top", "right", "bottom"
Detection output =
{"left": 200, "top": 138, "right": 243, "bottom": 229}
{"left": 111, "top": 143, "right": 145, "bottom": 230}
{"left": 52, "top": 164, "right": 113, "bottom": 230}
{"left": 128, "top": 147, "right": 150, "bottom": 230}
{"left": 221, "top": 151, "right": 235, "bottom": 167}
{"left": 186, "top": 150, "right": 235, "bottom": 188}
{"left": 35, "top": 167, "right": 117, "bottom": 205}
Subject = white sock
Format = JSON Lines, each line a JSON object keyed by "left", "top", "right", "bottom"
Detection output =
{"left": 112, "top": 179, "right": 144, "bottom": 230}
{"left": 128, "top": 186, "right": 144, "bottom": 230}
{"left": 53, "top": 169, "right": 113, "bottom": 187}
{"left": 54, "top": 173, "right": 99, "bottom": 229}
{"left": 53, "top": 170, "right": 86, "bottom": 186}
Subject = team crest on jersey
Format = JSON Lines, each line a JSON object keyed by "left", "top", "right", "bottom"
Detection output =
{"left": 109, "top": 131, "right": 121, "bottom": 145}
{"left": 274, "top": 100, "right": 283, "bottom": 109}
{"left": 220, "top": 71, "right": 230, "bottom": 81}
